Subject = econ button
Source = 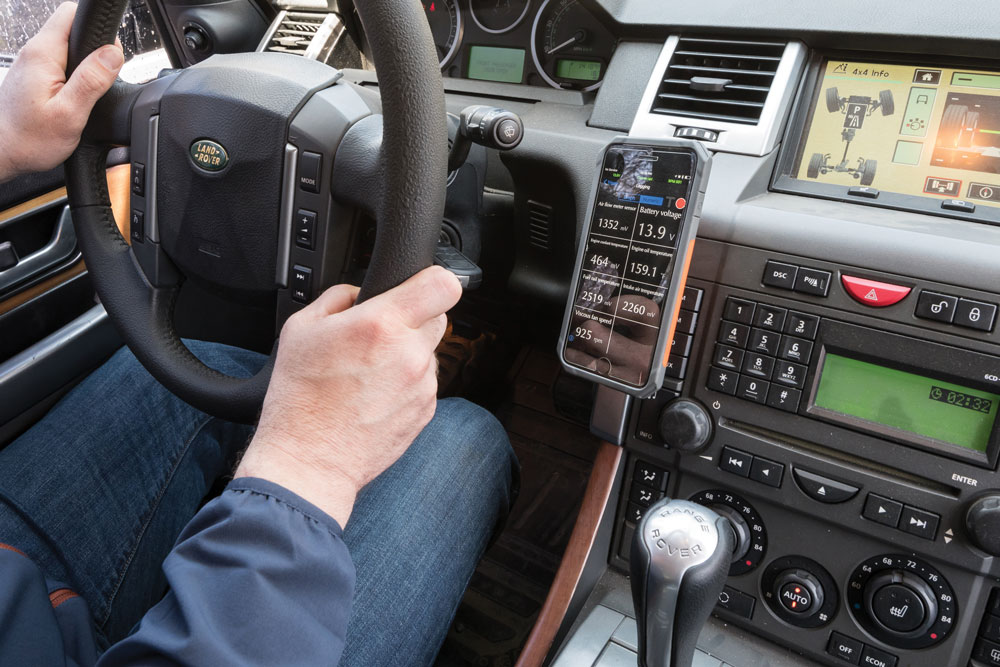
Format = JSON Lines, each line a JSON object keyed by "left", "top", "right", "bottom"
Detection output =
{"left": 189, "top": 139, "right": 229, "bottom": 172}
{"left": 841, "top": 275, "right": 911, "bottom": 307}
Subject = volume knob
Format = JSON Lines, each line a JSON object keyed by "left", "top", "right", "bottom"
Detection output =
{"left": 658, "top": 399, "right": 713, "bottom": 452}
{"left": 967, "top": 495, "right": 1000, "bottom": 556}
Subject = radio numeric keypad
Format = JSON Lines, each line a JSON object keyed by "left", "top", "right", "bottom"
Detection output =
{"left": 708, "top": 297, "right": 819, "bottom": 413}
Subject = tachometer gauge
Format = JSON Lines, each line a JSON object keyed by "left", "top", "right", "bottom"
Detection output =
{"left": 422, "top": 0, "right": 462, "bottom": 67}
{"left": 530, "top": 0, "right": 616, "bottom": 91}
{"left": 470, "top": 0, "right": 531, "bottom": 34}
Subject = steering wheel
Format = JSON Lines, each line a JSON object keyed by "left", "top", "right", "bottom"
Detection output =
{"left": 64, "top": 0, "right": 447, "bottom": 423}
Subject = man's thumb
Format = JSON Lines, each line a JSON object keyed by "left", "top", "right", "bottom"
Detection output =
{"left": 59, "top": 45, "right": 124, "bottom": 112}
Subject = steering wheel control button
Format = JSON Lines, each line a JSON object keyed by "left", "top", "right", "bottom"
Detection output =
{"left": 294, "top": 209, "right": 317, "bottom": 250}
{"left": 720, "top": 447, "right": 752, "bottom": 478}
{"left": 871, "top": 584, "right": 926, "bottom": 633}
{"left": 862, "top": 494, "right": 903, "bottom": 528}
{"left": 763, "top": 260, "right": 798, "bottom": 290}
{"left": 794, "top": 266, "right": 832, "bottom": 297}
{"left": 130, "top": 210, "right": 145, "bottom": 245}
{"left": 298, "top": 151, "right": 323, "bottom": 193}
{"left": 954, "top": 298, "right": 998, "bottom": 332}
{"left": 915, "top": 290, "right": 958, "bottom": 323}
{"left": 290, "top": 265, "right": 313, "bottom": 303}
{"left": 723, "top": 297, "right": 756, "bottom": 324}
{"left": 841, "top": 275, "right": 912, "bottom": 307}
{"left": 827, "top": 632, "right": 863, "bottom": 664}
{"left": 716, "top": 585, "right": 755, "bottom": 619}
{"left": 749, "top": 457, "right": 784, "bottom": 488}
{"left": 792, "top": 469, "right": 859, "bottom": 504}
{"left": 131, "top": 163, "right": 145, "bottom": 196}
{"left": 899, "top": 506, "right": 939, "bottom": 540}
{"left": 859, "top": 646, "right": 897, "bottom": 667}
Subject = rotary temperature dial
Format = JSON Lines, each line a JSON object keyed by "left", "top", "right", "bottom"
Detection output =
{"left": 847, "top": 554, "right": 956, "bottom": 649}
{"left": 689, "top": 489, "right": 766, "bottom": 575}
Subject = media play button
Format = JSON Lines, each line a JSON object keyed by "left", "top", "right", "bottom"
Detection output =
{"left": 863, "top": 494, "right": 903, "bottom": 528}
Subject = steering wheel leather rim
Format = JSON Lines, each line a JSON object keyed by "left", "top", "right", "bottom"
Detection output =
{"left": 64, "top": 0, "right": 448, "bottom": 423}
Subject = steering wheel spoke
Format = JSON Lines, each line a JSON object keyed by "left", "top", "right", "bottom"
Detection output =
{"left": 65, "top": 0, "right": 447, "bottom": 422}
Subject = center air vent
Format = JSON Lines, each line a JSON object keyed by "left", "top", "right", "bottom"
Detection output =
{"left": 265, "top": 11, "right": 326, "bottom": 55}
{"left": 650, "top": 37, "right": 786, "bottom": 125}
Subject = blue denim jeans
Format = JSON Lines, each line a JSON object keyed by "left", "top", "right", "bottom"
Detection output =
{"left": 0, "top": 341, "right": 516, "bottom": 665}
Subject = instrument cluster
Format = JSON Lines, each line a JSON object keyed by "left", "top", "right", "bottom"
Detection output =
{"left": 421, "top": 0, "right": 617, "bottom": 91}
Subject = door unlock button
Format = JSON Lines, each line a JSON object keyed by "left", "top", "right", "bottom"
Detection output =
{"left": 915, "top": 291, "right": 958, "bottom": 324}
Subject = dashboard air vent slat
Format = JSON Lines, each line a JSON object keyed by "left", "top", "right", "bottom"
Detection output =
{"left": 266, "top": 12, "right": 325, "bottom": 55}
{"left": 650, "top": 37, "right": 787, "bottom": 125}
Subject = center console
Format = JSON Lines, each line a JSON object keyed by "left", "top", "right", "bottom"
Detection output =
{"left": 550, "top": 40, "right": 1000, "bottom": 667}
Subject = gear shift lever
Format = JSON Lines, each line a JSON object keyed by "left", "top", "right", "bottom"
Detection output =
{"left": 630, "top": 498, "right": 734, "bottom": 667}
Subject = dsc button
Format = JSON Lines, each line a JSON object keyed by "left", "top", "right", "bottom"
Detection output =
{"left": 763, "top": 261, "right": 798, "bottom": 290}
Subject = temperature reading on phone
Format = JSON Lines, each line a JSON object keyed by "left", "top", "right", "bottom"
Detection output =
{"left": 562, "top": 144, "right": 698, "bottom": 389}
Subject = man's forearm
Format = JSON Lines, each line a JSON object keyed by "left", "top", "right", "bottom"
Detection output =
{"left": 97, "top": 478, "right": 356, "bottom": 666}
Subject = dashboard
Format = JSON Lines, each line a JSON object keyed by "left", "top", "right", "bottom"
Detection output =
{"left": 420, "top": 0, "right": 617, "bottom": 89}
{"left": 265, "top": 2, "right": 1000, "bottom": 665}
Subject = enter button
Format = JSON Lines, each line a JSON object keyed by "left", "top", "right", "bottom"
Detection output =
{"left": 841, "top": 275, "right": 912, "bottom": 307}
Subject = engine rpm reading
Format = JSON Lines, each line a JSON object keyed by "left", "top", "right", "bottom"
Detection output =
{"left": 530, "top": 0, "right": 616, "bottom": 91}
{"left": 422, "top": 0, "right": 462, "bottom": 67}
{"left": 470, "top": 0, "right": 531, "bottom": 33}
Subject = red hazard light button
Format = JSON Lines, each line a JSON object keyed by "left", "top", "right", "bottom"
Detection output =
{"left": 841, "top": 275, "right": 912, "bottom": 307}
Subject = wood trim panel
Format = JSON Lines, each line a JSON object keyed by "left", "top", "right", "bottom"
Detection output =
{"left": 0, "top": 165, "right": 129, "bottom": 316}
{"left": 515, "top": 441, "right": 623, "bottom": 667}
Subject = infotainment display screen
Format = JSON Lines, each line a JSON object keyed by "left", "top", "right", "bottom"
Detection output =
{"left": 812, "top": 353, "right": 1000, "bottom": 454}
{"left": 777, "top": 58, "right": 1000, "bottom": 218}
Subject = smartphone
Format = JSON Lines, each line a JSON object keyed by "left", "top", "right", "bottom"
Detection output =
{"left": 558, "top": 139, "right": 710, "bottom": 397}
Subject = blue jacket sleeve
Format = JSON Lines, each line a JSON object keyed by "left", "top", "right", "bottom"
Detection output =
{"left": 97, "top": 478, "right": 356, "bottom": 666}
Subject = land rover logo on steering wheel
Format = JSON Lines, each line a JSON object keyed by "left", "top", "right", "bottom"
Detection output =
{"left": 189, "top": 139, "right": 229, "bottom": 172}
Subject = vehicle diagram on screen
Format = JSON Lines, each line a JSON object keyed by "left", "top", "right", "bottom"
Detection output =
{"left": 806, "top": 87, "right": 895, "bottom": 186}
{"left": 931, "top": 94, "right": 1000, "bottom": 174}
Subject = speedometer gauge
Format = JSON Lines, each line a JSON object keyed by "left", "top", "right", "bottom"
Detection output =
{"left": 422, "top": 0, "right": 462, "bottom": 67}
{"left": 471, "top": 0, "right": 531, "bottom": 33}
{"left": 530, "top": 0, "right": 616, "bottom": 91}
